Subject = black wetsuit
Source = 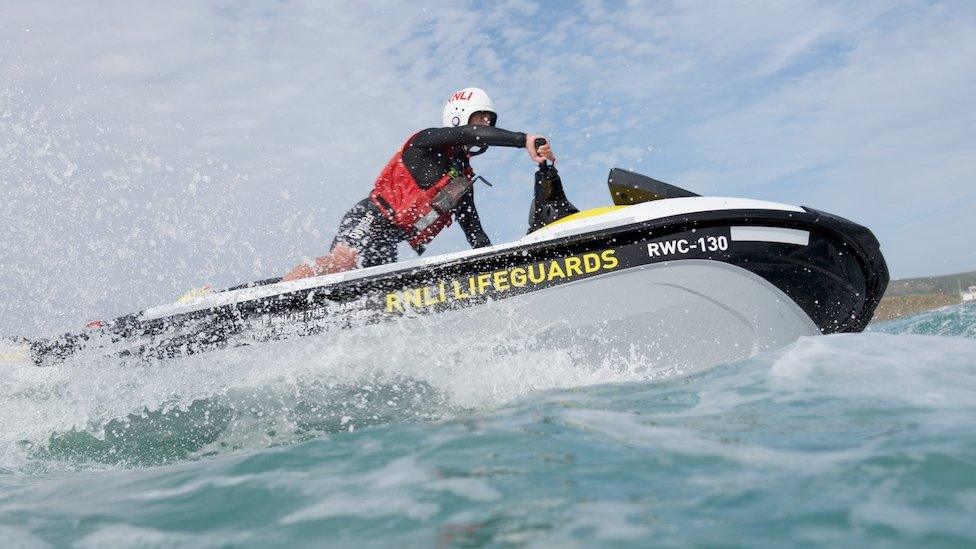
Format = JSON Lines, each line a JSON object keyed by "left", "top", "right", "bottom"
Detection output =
{"left": 331, "top": 125, "right": 526, "bottom": 267}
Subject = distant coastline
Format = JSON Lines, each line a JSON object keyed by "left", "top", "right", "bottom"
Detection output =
{"left": 872, "top": 269, "right": 975, "bottom": 322}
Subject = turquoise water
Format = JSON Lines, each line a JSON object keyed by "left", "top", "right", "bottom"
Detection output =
{"left": 2, "top": 305, "right": 976, "bottom": 547}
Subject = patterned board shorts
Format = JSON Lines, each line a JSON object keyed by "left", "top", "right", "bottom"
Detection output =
{"left": 330, "top": 199, "right": 406, "bottom": 268}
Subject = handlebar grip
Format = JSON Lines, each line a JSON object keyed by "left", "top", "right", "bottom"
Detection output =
{"left": 533, "top": 138, "right": 550, "bottom": 168}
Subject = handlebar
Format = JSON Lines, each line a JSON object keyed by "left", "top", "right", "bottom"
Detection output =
{"left": 534, "top": 138, "right": 548, "bottom": 168}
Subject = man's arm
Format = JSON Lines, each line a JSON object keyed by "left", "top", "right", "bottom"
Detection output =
{"left": 453, "top": 189, "right": 491, "bottom": 249}
{"left": 411, "top": 125, "right": 526, "bottom": 149}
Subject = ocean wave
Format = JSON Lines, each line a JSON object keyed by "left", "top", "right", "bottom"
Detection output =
{"left": 2, "top": 324, "right": 975, "bottom": 545}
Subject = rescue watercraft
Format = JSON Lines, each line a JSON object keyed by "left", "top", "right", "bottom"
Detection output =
{"left": 15, "top": 152, "right": 889, "bottom": 368}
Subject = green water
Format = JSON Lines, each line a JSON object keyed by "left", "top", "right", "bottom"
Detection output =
{"left": 2, "top": 305, "right": 975, "bottom": 547}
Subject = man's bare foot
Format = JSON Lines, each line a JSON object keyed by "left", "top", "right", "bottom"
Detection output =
{"left": 282, "top": 245, "right": 359, "bottom": 282}
{"left": 321, "top": 244, "right": 358, "bottom": 272}
{"left": 281, "top": 263, "right": 315, "bottom": 282}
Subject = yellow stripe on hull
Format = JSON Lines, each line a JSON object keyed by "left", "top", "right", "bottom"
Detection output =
{"left": 540, "top": 205, "right": 629, "bottom": 229}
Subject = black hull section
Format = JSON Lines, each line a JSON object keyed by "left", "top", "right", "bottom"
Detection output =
{"left": 31, "top": 207, "right": 888, "bottom": 366}
{"left": 754, "top": 207, "right": 887, "bottom": 333}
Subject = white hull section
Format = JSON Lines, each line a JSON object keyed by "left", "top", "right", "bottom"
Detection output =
{"left": 351, "top": 259, "right": 818, "bottom": 374}
{"left": 142, "top": 197, "right": 805, "bottom": 321}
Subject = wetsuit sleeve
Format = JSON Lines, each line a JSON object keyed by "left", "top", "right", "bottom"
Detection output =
{"left": 411, "top": 126, "right": 526, "bottom": 149}
{"left": 453, "top": 189, "right": 491, "bottom": 249}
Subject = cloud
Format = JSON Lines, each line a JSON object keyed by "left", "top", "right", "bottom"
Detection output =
{"left": 1, "top": 0, "right": 974, "bottom": 334}
{"left": 664, "top": 2, "right": 976, "bottom": 274}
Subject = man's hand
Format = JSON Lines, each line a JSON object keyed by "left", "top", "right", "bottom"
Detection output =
{"left": 526, "top": 134, "right": 556, "bottom": 164}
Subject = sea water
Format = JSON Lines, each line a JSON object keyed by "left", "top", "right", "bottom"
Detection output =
{"left": 1, "top": 305, "right": 975, "bottom": 547}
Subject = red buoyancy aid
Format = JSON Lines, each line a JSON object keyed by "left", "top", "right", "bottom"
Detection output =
{"left": 369, "top": 135, "right": 471, "bottom": 253}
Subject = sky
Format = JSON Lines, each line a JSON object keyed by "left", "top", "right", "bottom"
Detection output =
{"left": 1, "top": 0, "right": 975, "bottom": 335}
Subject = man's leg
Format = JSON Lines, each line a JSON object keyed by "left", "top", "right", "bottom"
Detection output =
{"left": 282, "top": 198, "right": 378, "bottom": 282}
{"left": 281, "top": 198, "right": 407, "bottom": 282}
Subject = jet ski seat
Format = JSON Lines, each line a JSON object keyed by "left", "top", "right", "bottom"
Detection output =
{"left": 607, "top": 168, "right": 699, "bottom": 205}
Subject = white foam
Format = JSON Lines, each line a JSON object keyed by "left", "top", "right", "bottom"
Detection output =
{"left": 279, "top": 456, "right": 440, "bottom": 523}
{"left": 7, "top": 315, "right": 971, "bottom": 473}
{"left": 0, "top": 302, "right": 677, "bottom": 470}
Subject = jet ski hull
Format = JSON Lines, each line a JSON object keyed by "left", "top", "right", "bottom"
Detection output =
{"left": 28, "top": 203, "right": 888, "bottom": 367}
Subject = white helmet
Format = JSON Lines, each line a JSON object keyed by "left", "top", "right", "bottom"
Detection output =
{"left": 442, "top": 87, "right": 497, "bottom": 127}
